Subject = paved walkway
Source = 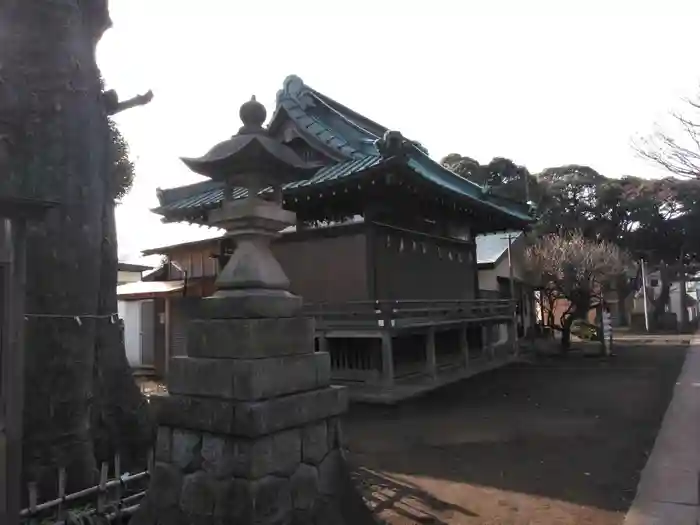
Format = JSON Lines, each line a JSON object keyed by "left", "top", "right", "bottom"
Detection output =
{"left": 625, "top": 336, "right": 700, "bottom": 525}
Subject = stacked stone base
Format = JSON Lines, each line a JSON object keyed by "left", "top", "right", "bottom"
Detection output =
{"left": 131, "top": 313, "right": 364, "bottom": 525}
{"left": 138, "top": 417, "right": 345, "bottom": 524}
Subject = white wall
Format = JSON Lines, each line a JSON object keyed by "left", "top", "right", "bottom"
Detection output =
{"left": 633, "top": 280, "right": 699, "bottom": 324}
{"left": 118, "top": 300, "right": 142, "bottom": 366}
{"left": 478, "top": 255, "right": 532, "bottom": 343}
{"left": 117, "top": 270, "right": 142, "bottom": 285}
{"left": 479, "top": 257, "right": 527, "bottom": 292}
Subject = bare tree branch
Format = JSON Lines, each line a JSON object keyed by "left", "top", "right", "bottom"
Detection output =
{"left": 525, "top": 232, "right": 631, "bottom": 350}
{"left": 634, "top": 91, "right": 700, "bottom": 179}
{"left": 103, "top": 89, "right": 154, "bottom": 116}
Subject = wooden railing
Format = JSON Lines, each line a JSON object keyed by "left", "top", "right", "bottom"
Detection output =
{"left": 20, "top": 453, "right": 151, "bottom": 525}
{"left": 303, "top": 299, "right": 515, "bottom": 331}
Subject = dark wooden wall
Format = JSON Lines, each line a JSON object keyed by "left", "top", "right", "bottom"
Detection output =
{"left": 162, "top": 227, "right": 370, "bottom": 303}
{"left": 159, "top": 221, "right": 478, "bottom": 304}
{"left": 274, "top": 229, "right": 369, "bottom": 302}
{"left": 371, "top": 222, "right": 477, "bottom": 301}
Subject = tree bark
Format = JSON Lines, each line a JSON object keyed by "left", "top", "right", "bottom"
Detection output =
{"left": 91, "top": 188, "right": 154, "bottom": 471}
{"left": 559, "top": 296, "right": 589, "bottom": 352}
{"left": 651, "top": 264, "right": 672, "bottom": 327}
{"left": 560, "top": 314, "right": 574, "bottom": 352}
{"left": 0, "top": 1, "right": 152, "bottom": 496}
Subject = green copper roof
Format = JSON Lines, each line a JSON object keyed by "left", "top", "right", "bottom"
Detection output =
{"left": 406, "top": 155, "right": 533, "bottom": 223}
{"left": 154, "top": 155, "right": 384, "bottom": 216}
{"left": 271, "top": 75, "right": 384, "bottom": 160}
{"left": 155, "top": 75, "right": 534, "bottom": 229}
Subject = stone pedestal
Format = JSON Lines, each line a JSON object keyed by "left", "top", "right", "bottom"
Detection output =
{"left": 133, "top": 312, "right": 349, "bottom": 525}
{"left": 132, "top": 95, "right": 375, "bottom": 525}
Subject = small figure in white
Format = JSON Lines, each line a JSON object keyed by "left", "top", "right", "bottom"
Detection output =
{"left": 602, "top": 305, "right": 614, "bottom": 357}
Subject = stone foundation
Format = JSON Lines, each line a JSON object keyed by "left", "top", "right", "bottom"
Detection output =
{"left": 140, "top": 420, "right": 345, "bottom": 524}
{"left": 131, "top": 314, "right": 359, "bottom": 525}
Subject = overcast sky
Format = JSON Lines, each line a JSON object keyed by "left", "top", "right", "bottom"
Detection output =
{"left": 97, "top": 0, "right": 700, "bottom": 263}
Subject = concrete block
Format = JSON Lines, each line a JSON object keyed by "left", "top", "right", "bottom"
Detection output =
{"left": 291, "top": 463, "right": 319, "bottom": 511}
{"left": 223, "top": 475, "right": 292, "bottom": 524}
{"left": 155, "top": 426, "right": 173, "bottom": 462}
{"left": 213, "top": 478, "right": 249, "bottom": 522}
{"left": 318, "top": 450, "right": 342, "bottom": 496}
{"left": 302, "top": 421, "right": 328, "bottom": 465}
{"left": 251, "top": 475, "right": 293, "bottom": 525}
{"left": 236, "top": 385, "right": 348, "bottom": 437}
{"left": 192, "top": 292, "right": 302, "bottom": 319}
{"left": 171, "top": 429, "right": 202, "bottom": 472}
{"left": 327, "top": 416, "right": 344, "bottom": 450}
{"left": 200, "top": 434, "right": 247, "bottom": 479}
{"left": 151, "top": 385, "right": 348, "bottom": 437}
{"left": 187, "top": 317, "right": 315, "bottom": 359}
{"left": 202, "top": 429, "right": 301, "bottom": 479}
{"left": 248, "top": 428, "right": 302, "bottom": 479}
{"left": 147, "top": 462, "right": 183, "bottom": 510}
{"left": 168, "top": 353, "right": 331, "bottom": 401}
{"left": 180, "top": 471, "right": 216, "bottom": 516}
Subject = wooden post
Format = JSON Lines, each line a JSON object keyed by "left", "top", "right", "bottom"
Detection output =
{"left": 0, "top": 198, "right": 54, "bottom": 525}
{"left": 0, "top": 218, "right": 26, "bottom": 525}
{"left": 164, "top": 296, "right": 172, "bottom": 378}
{"left": 380, "top": 332, "right": 394, "bottom": 388}
{"left": 0, "top": 219, "right": 13, "bottom": 525}
{"left": 426, "top": 328, "right": 437, "bottom": 380}
{"left": 506, "top": 235, "right": 519, "bottom": 356}
{"left": 482, "top": 325, "right": 494, "bottom": 359}
{"left": 460, "top": 325, "right": 469, "bottom": 369}
{"left": 318, "top": 333, "right": 329, "bottom": 354}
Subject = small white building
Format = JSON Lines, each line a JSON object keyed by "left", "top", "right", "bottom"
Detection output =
{"left": 632, "top": 270, "right": 699, "bottom": 326}
{"left": 117, "top": 262, "right": 151, "bottom": 285}
{"left": 476, "top": 232, "right": 536, "bottom": 343}
{"left": 116, "top": 262, "right": 160, "bottom": 370}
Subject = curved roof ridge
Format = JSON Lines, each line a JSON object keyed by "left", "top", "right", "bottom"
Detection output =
{"left": 405, "top": 151, "right": 533, "bottom": 222}
{"left": 279, "top": 74, "right": 388, "bottom": 142}
{"left": 274, "top": 75, "right": 367, "bottom": 160}
{"left": 408, "top": 146, "right": 487, "bottom": 193}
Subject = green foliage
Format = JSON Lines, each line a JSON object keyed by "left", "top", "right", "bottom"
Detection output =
{"left": 444, "top": 148, "right": 700, "bottom": 331}
{"left": 525, "top": 231, "right": 630, "bottom": 303}
{"left": 535, "top": 167, "right": 700, "bottom": 264}
{"left": 107, "top": 117, "right": 135, "bottom": 202}
{"left": 441, "top": 154, "right": 536, "bottom": 204}
{"left": 570, "top": 319, "right": 599, "bottom": 341}
{"left": 525, "top": 231, "right": 629, "bottom": 348}
{"left": 99, "top": 75, "right": 136, "bottom": 202}
{"left": 447, "top": 155, "right": 700, "bottom": 266}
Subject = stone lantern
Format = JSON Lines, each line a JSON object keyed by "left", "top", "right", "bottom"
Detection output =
{"left": 181, "top": 96, "right": 317, "bottom": 316}
{"left": 134, "top": 98, "right": 354, "bottom": 525}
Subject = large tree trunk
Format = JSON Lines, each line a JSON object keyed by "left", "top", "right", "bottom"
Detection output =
{"left": 91, "top": 191, "right": 154, "bottom": 471}
{"left": 559, "top": 296, "right": 590, "bottom": 353}
{"left": 560, "top": 314, "right": 574, "bottom": 352}
{"left": 0, "top": 1, "right": 152, "bottom": 497}
{"left": 615, "top": 275, "right": 629, "bottom": 327}
{"left": 651, "top": 263, "right": 672, "bottom": 327}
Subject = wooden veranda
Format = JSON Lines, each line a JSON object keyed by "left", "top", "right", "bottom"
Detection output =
{"left": 307, "top": 298, "right": 517, "bottom": 403}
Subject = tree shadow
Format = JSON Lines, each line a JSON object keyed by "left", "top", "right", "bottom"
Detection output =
{"left": 351, "top": 465, "right": 479, "bottom": 524}
{"left": 343, "top": 344, "right": 688, "bottom": 516}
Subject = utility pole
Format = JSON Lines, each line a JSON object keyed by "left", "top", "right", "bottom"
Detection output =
{"left": 523, "top": 169, "right": 530, "bottom": 205}
{"left": 640, "top": 258, "right": 650, "bottom": 332}
{"left": 505, "top": 233, "right": 519, "bottom": 356}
